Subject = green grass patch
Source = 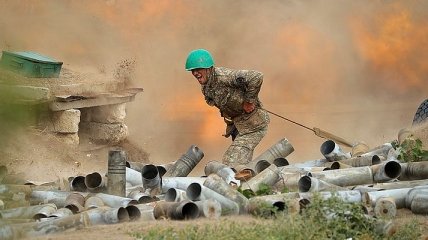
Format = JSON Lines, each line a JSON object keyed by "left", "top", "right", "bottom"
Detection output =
{"left": 394, "top": 137, "right": 428, "bottom": 162}
{"left": 130, "top": 195, "right": 422, "bottom": 240}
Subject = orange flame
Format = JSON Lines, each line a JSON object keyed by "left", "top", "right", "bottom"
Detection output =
{"left": 350, "top": 3, "right": 428, "bottom": 92}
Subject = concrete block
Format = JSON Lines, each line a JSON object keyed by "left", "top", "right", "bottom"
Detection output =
{"left": 54, "top": 133, "right": 79, "bottom": 145}
{"left": 80, "top": 122, "right": 128, "bottom": 144}
{"left": 79, "top": 108, "right": 92, "bottom": 123}
{"left": 48, "top": 109, "right": 81, "bottom": 133}
{"left": 90, "top": 103, "right": 127, "bottom": 124}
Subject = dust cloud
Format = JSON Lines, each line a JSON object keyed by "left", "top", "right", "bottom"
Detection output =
{"left": 0, "top": 0, "right": 427, "bottom": 174}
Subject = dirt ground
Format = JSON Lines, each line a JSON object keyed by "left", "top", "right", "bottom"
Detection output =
{"left": 21, "top": 210, "right": 428, "bottom": 240}
{"left": 27, "top": 215, "right": 261, "bottom": 240}
{"left": 23, "top": 209, "right": 428, "bottom": 240}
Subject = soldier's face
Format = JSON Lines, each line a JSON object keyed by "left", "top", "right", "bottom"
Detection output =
{"left": 191, "top": 68, "right": 210, "bottom": 85}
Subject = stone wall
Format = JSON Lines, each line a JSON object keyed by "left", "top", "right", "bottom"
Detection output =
{"left": 45, "top": 103, "right": 129, "bottom": 145}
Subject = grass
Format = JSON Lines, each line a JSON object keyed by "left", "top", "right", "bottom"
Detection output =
{"left": 130, "top": 195, "right": 423, "bottom": 240}
{"left": 394, "top": 137, "right": 428, "bottom": 162}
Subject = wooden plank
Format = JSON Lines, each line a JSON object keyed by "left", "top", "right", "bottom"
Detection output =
{"left": 49, "top": 88, "right": 142, "bottom": 111}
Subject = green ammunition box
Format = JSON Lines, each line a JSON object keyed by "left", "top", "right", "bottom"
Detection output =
{"left": 0, "top": 51, "right": 63, "bottom": 78}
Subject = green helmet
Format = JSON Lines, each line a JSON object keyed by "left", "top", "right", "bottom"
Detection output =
{"left": 185, "top": 49, "right": 214, "bottom": 71}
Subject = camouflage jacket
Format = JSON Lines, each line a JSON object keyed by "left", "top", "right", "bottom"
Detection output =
{"left": 201, "top": 67, "right": 270, "bottom": 134}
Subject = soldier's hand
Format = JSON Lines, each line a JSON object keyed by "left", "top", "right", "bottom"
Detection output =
{"left": 223, "top": 124, "right": 238, "bottom": 141}
{"left": 243, "top": 102, "right": 255, "bottom": 113}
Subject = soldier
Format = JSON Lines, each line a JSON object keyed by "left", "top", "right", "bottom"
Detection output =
{"left": 185, "top": 49, "right": 270, "bottom": 167}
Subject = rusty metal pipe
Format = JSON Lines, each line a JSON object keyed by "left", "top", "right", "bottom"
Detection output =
{"left": 399, "top": 161, "right": 428, "bottom": 181}
{"left": 91, "top": 206, "right": 130, "bottom": 224}
{"left": 374, "top": 197, "right": 397, "bottom": 219}
{"left": 274, "top": 172, "right": 305, "bottom": 192}
{"left": 300, "top": 190, "right": 362, "bottom": 203}
{"left": 371, "top": 179, "right": 428, "bottom": 190}
{"left": 240, "top": 164, "right": 281, "bottom": 194}
{"left": 107, "top": 150, "right": 127, "bottom": 197}
{"left": 287, "top": 158, "right": 329, "bottom": 168}
{"left": 134, "top": 203, "right": 155, "bottom": 221}
{"left": 298, "top": 176, "right": 346, "bottom": 192}
{"left": 168, "top": 200, "right": 200, "bottom": 220}
{"left": 141, "top": 164, "right": 161, "bottom": 196}
{"left": 48, "top": 208, "right": 74, "bottom": 218}
{"left": 361, "top": 143, "right": 394, "bottom": 158}
{"left": 85, "top": 172, "right": 107, "bottom": 192}
{"left": 329, "top": 161, "right": 352, "bottom": 169}
{"left": 203, "top": 174, "right": 248, "bottom": 214}
{"left": 157, "top": 161, "right": 176, "bottom": 178}
{"left": 64, "top": 192, "right": 85, "bottom": 213}
{"left": 299, "top": 166, "right": 330, "bottom": 172}
{"left": 254, "top": 160, "right": 272, "bottom": 174}
{"left": 95, "top": 193, "right": 138, "bottom": 208}
{"left": 204, "top": 161, "right": 240, "bottom": 186}
{"left": 125, "top": 205, "right": 141, "bottom": 221}
{"left": 69, "top": 176, "right": 87, "bottom": 192}
{"left": 161, "top": 177, "right": 206, "bottom": 192}
{"left": 186, "top": 183, "right": 206, "bottom": 201}
{"left": 165, "top": 188, "right": 187, "bottom": 202}
{"left": 126, "top": 167, "right": 143, "bottom": 186}
{"left": 320, "top": 140, "right": 351, "bottom": 161}
{"left": 363, "top": 188, "right": 412, "bottom": 208}
{"left": 246, "top": 138, "right": 294, "bottom": 172}
{"left": 273, "top": 157, "right": 289, "bottom": 167}
{"left": 32, "top": 204, "right": 58, "bottom": 220}
{"left": 193, "top": 199, "right": 222, "bottom": 219}
{"left": 30, "top": 190, "right": 87, "bottom": 208}
{"left": 340, "top": 155, "right": 382, "bottom": 167}
{"left": 254, "top": 137, "right": 294, "bottom": 162}
{"left": 84, "top": 196, "right": 105, "bottom": 210}
{"left": 153, "top": 200, "right": 199, "bottom": 220}
{"left": 410, "top": 192, "right": 428, "bottom": 214}
{"left": 127, "top": 189, "right": 154, "bottom": 203}
{"left": 126, "top": 161, "right": 145, "bottom": 172}
{"left": 0, "top": 206, "right": 130, "bottom": 240}
{"left": 371, "top": 161, "right": 401, "bottom": 182}
{"left": 186, "top": 183, "right": 239, "bottom": 215}
{"left": 0, "top": 203, "right": 57, "bottom": 219}
{"left": 163, "top": 145, "right": 204, "bottom": 177}
{"left": 310, "top": 166, "right": 374, "bottom": 187}
{"left": 405, "top": 186, "right": 428, "bottom": 209}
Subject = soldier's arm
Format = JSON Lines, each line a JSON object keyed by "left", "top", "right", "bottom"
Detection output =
{"left": 205, "top": 96, "right": 215, "bottom": 106}
{"left": 233, "top": 70, "right": 263, "bottom": 104}
{"left": 201, "top": 88, "right": 215, "bottom": 106}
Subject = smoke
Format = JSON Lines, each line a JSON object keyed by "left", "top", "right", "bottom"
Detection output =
{"left": 0, "top": 0, "right": 427, "bottom": 172}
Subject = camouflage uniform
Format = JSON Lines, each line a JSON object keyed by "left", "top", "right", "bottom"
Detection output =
{"left": 201, "top": 67, "right": 270, "bottom": 167}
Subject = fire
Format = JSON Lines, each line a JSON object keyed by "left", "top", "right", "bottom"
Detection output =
{"left": 350, "top": 3, "right": 428, "bottom": 92}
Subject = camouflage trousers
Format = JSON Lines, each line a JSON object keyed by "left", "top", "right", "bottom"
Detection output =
{"left": 222, "top": 126, "right": 268, "bottom": 168}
